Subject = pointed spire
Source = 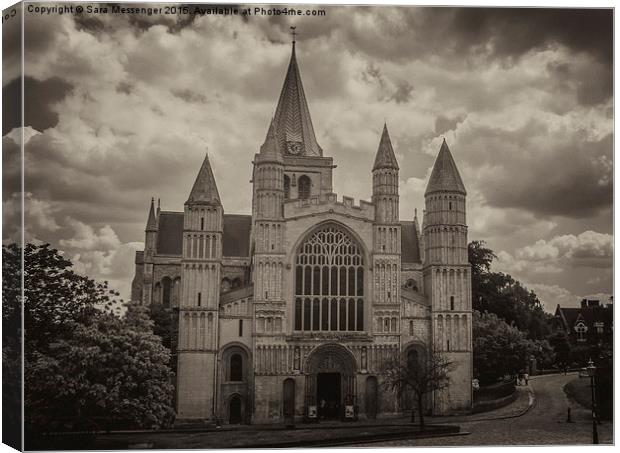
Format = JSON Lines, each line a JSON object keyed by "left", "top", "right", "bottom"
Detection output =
{"left": 272, "top": 39, "right": 322, "bottom": 157}
{"left": 146, "top": 197, "right": 157, "bottom": 231}
{"left": 373, "top": 123, "right": 399, "bottom": 171}
{"left": 413, "top": 208, "right": 421, "bottom": 237}
{"left": 425, "top": 139, "right": 466, "bottom": 196}
{"left": 259, "top": 119, "right": 284, "bottom": 162}
{"left": 156, "top": 198, "right": 161, "bottom": 217}
{"left": 187, "top": 153, "right": 221, "bottom": 205}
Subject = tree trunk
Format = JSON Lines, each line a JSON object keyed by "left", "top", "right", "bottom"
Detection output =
{"left": 418, "top": 394, "right": 425, "bottom": 429}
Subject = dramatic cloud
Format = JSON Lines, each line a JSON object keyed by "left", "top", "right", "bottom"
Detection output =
{"left": 5, "top": 5, "right": 612, "bottom": 305}
{"left": 516, "top": 231, "right": 613, "bottom": 265}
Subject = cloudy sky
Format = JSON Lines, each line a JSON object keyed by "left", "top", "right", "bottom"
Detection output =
{"left": 2, "top": 4, "right": 613, "bottom": 311}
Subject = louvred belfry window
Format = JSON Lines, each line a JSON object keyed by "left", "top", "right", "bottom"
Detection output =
{"left": 294, "top": 225, "right": 364, "bottom": 332}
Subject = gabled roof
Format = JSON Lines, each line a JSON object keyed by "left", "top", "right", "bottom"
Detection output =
{"left": 401, "top": 220, "right": 421, "bottom": 263}
{"left": 555, "top": 305, "right": 613, "bottom": 331}
{"left": 373, "top": 123, "right": 399, "bottom": 171}
{"left": 146, "top": 198, "right": 157, "bottom": 231}
{"left": 272, "top": 43, "right": 322, "bottom": 157}
{"left": 221, "top": 214, "right": 252, "bottom": 257}
{"left": 187, "top": 153, "right": 221, "bottom": 205}
{"left": 156, "top": 211, "right": 184, "bottom": 255}
{"left": 425, "top": 139, "right": 466, "bottom": 196}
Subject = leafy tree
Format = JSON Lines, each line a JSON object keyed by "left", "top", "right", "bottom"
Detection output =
{"left": 2, "top": 243, "right": 23, "bottom": 449}
{"left": 547, "top": 330, "right": 572, "bottom": 368}
{"left": 468, "top": 241, "right": 552, "bottom": 339}
{"left": 3, "top": 243, "right": 176, "bottom": 437}
{"left": 382, "top": 350, "right": 453, "bottom": 428}
{"left": 149, "top": 303, "right": 179, "bottom": 375}
{"left": 473, "top": 310, "right": 554, "bottom": 384}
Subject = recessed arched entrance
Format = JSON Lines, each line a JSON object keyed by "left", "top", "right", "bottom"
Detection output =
{"left": 305, "top": 343, "right": 357, "bottom": 420}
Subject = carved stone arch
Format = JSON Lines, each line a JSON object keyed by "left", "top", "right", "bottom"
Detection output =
{"left": 306, "top": 343, "right": 357, "bottom": 375}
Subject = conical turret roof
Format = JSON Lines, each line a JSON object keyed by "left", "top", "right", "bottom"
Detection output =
{"left": 259, "top": 119, "right": 284, "bottom": 163}
{"left": 373, "top": 123, "right": 399, "bottom": 170}
{"left": 425, "top": 139, "right": 466, "bottom": 196}
{"left": 146, "top": 197, "right": 157, "bottom": 231}
{"left": 272, "top": 42, "right": 322, "bottom": 157}
{"left": 187, "top": 153, "right": 221, "bottom": 205}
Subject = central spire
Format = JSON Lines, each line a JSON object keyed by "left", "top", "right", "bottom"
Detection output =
{"left": 271, "top": 34, "right": 322, "bottom": 157}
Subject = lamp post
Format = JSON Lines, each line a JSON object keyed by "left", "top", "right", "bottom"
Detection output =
{"left": 586, "top": 359, "right": 598, "bottom": 444}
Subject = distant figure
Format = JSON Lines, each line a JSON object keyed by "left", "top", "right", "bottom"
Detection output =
{"left": 524, "top": 373, "right": 529, "bottom": 386}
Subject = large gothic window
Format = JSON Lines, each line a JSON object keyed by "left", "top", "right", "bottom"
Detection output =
{"left": 294, "top": 225, "right": 364, "bottom": 332}
{"left": 298, "top": 175, "right": 311, "bottom": 200}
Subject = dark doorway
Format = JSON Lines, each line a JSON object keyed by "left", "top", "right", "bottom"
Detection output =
{"left": 317, "top": 373, "right": 341, "bottom": 419}
{"left": 229, "top": 395, "right": 242, "bottom": 424}
{"left": 365, "top": 376, "right": 378, "bottom": 419}
{"left": 283, "top": 378, "right": 295, "bottom": 426}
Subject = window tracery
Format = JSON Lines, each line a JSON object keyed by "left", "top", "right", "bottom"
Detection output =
{"left": 294, "top": 225, "right": 364, "bottom": 332}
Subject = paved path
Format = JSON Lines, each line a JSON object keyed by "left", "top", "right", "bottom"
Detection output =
{"left": 353, "top": 373, "right": 613, "bottom": 446}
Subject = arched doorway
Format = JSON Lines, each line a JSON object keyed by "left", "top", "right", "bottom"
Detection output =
{"left": 229, "top": 394, "right": 242, "bottom": 424}
{"left": 306, "top": 344, "right": 357, "bottom": 420}
{"left": 283, "top": 378, "right": 296, "bottom": 426}
{"left": 365, "top": 376, "right": 378, "bottom": 419}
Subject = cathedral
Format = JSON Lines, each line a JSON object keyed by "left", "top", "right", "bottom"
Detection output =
{"left": 131, "top": 39, "right": 473, "bottom": 424}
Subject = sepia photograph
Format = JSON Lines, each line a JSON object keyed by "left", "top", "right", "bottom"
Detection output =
{"left": 1, "top": 1, "right": 614, "bottom": 450}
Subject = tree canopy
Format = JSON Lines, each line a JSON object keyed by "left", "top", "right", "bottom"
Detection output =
{"left": 473, "top": 310, "right": 554, "bottom": 384}
{"left": 469, "top": 241, "right": 552, "bottom": 340}
{"left": 3, "top": 243, "right": 175, "bottom": 438}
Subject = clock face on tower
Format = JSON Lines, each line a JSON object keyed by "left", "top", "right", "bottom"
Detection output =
{"left": 286, "top": 141, "right": 302, "bottom": 155}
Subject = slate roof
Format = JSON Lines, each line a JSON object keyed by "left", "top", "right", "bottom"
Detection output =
{"left": 155, "top": 212, "right": 252, "bottom": 257}
{"left": 555, "top": 305, "right": 613, "bottom": 331}
{"left": 373, "top": 123, "right": 399, "bottom": 170}
{"left": 272, "top": 43, "right": 322, "bottom": 157}
{"left": 425, "top": 139, "right": 466, "bottom": 196}
{"left": 401, "top": 221, "right": 421, "bottom": 263}
{"left": 221, "top": 214, "right": 252, "bottom": 257}
{"left": 187, "top": 153, "right": 221, "bottom": 205}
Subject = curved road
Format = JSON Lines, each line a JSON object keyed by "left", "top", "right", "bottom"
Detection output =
{"left": 355, "top": 373, "right": 613, "bottom": 446}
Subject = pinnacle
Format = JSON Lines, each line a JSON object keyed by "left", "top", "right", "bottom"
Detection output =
{"left": 373, "top": 123, "right": 399, "bottom": 171}
{"left": 187, "top": 153, "right": 222, "bottom": 205}
{"left": 146, "top": 197, "right": 157, "bottom": 231}
{"left": 259, "top": 119, "right": 284, "bottom": 162}
{"left": 425, "top": 139, "right": 466, "bottom": 196}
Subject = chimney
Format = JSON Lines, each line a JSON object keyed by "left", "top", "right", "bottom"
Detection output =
{"left": 580, "top": 299, "right": 587, "bottom": 308}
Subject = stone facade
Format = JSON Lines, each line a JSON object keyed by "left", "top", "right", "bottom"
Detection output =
{"left": 131, "top": 41, "right": 473, "bottom": 424}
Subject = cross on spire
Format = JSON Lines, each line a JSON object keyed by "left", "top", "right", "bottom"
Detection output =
{"left": 290, "top": 26, "right": 297, "bottom": 45}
